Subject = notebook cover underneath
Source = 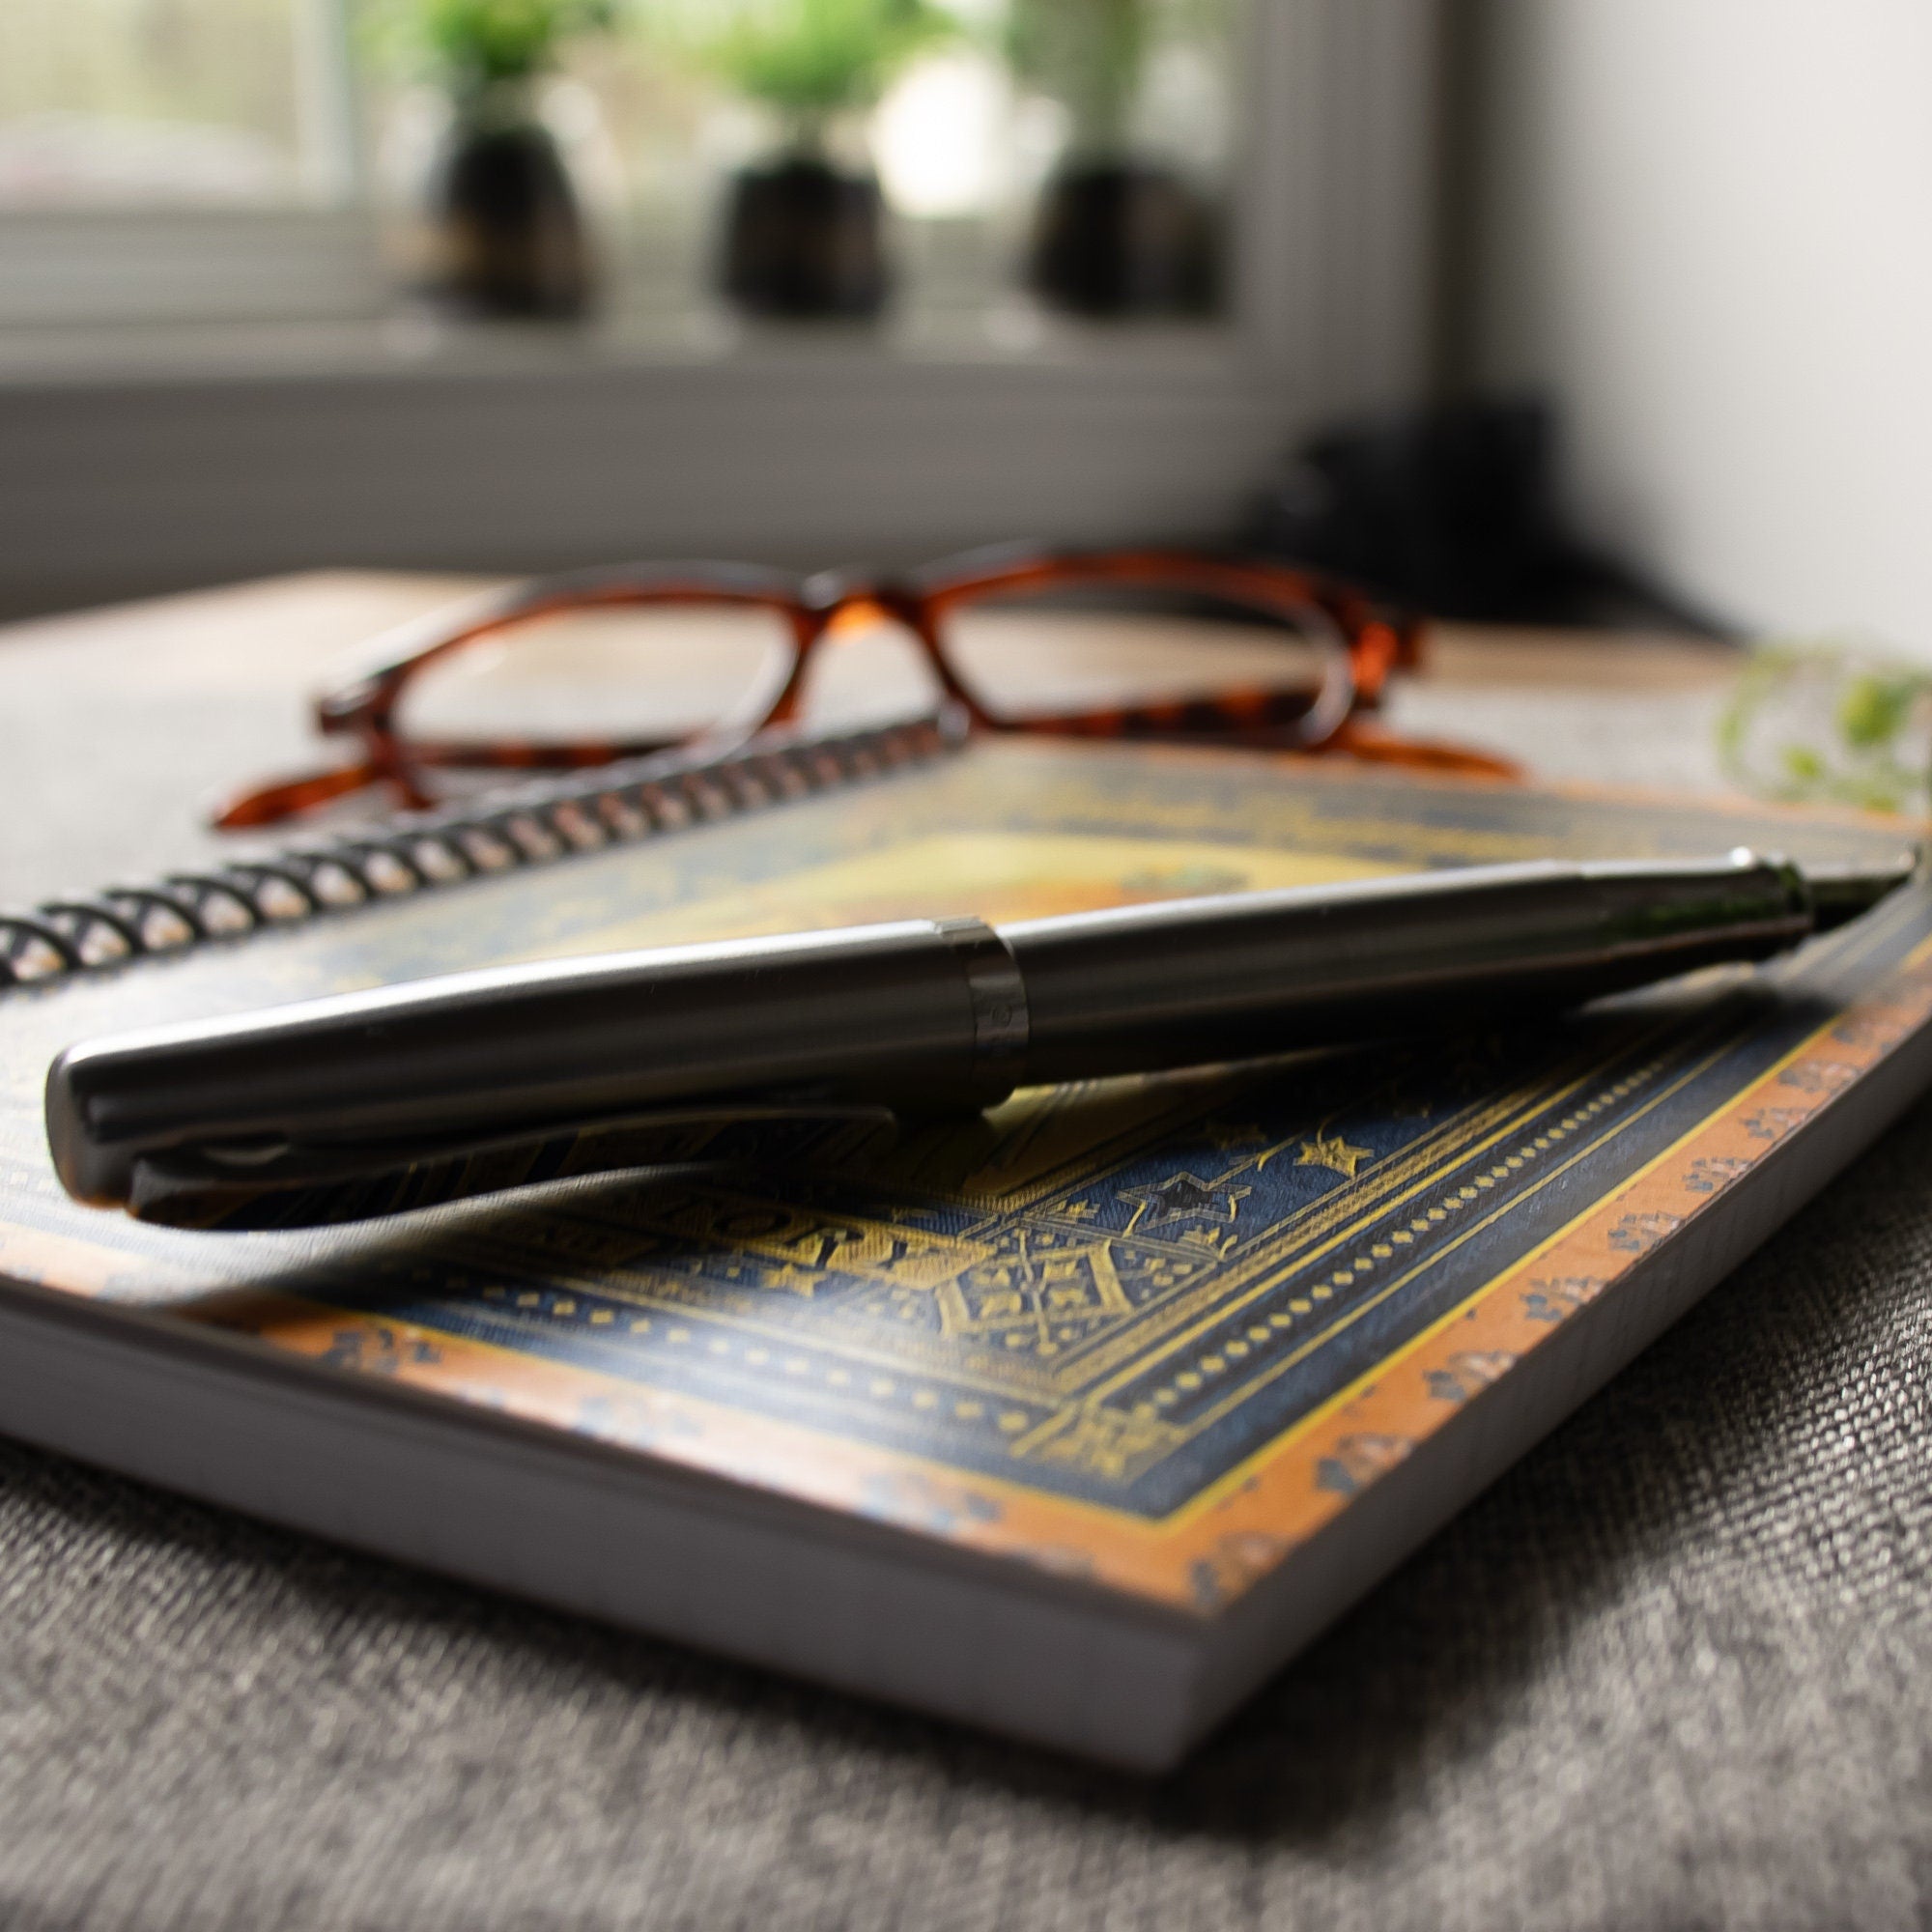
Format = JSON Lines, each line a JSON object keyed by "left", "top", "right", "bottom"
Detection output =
{"left": 0, "top": 738, "right": 1927, "bottom": 1621}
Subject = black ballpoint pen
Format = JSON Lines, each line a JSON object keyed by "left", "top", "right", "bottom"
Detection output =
{"left": 44, "top": 848, "right": 1918, "bottom": 1225}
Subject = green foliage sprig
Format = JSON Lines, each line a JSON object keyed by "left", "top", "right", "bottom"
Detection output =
{"left": 1719, "top": 639, "right": 1932, "bottom": 815}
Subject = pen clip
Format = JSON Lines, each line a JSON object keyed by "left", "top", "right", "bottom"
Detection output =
{"left": 125, "top": 1102, "right": 902, "bottom": 1231}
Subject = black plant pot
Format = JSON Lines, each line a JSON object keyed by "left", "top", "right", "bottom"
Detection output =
{"left": 1026, "top": 159, "right": 1219, "bottom": 320}
{"left": 721, "top": 156, "right": 888, "bottom": 321}
{"left": 435, "top": 110, "right": 592, "bottom": 321}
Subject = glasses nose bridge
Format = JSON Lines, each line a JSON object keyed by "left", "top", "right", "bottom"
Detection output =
{"left": 800, "top": 572, "right": 931, "bottom": 644}
{"left": 797, "top": 564, "right": 872, "bottom": 608}
{"left": 316, "top": 667, "right": 408, "bottom": 742}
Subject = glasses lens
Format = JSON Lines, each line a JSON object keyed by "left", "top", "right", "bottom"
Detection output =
{"left": 393, "top": 601, "right": 797, "bottom": 763}
{"left": 938, "top": 579, "right": 1353, "bottom": 742}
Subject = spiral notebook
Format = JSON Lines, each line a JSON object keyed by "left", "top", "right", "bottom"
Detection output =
{"left": 1, "top": 717, "right": 1928, "bottom": 1770}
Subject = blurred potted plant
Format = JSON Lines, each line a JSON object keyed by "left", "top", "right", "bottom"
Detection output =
{"left": 373, "top": 0, "right": 623, "bottom": 318}
{"left": 691, "top": 0, "right": 951, "bottom": 319}
{"left": 1008, "top": 0, "right": 1219, "bottom": 318}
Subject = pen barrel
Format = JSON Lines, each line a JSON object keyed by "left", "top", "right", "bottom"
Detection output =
{"left": 48, "top": 849, "right": 1885, "bottom": 1219}
{"left": 1000, "top": 855, "right": 1816, "bottom": 1085}
{"left": 46, "top": 918, "right": 1023, "bottom": 1206}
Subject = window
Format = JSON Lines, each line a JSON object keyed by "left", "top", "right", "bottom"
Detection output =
{"left": 0, "top": 2, "right": 1445, "bottom": 618}
{"left": 0, "top": 0, "right": 356, "bottom": 207}
{"left": 0, "top": 0, "right": 1242, "bottom": 333}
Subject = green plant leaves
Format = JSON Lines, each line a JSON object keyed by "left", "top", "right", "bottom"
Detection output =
{"left": 360, "top": 0, "right": 623, "bottom": 88}
{"left": 685, "top": 0, "right": 955, "bottom": 126}
{"left": 1720, "top": 639, "right": 1932, "bottom": 816}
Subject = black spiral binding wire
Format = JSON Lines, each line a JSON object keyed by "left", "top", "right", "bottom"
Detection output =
{"left": 0, "top": 709, "right": 967, "bottom": 991}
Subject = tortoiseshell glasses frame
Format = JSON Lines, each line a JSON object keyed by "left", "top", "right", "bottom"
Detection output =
{"left": 213, "top": 544, "right": 1516, "bottom": 830}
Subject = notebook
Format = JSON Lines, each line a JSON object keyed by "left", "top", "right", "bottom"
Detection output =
{"left": 1, "top": 718, "right": 1927, "bottom": 1771}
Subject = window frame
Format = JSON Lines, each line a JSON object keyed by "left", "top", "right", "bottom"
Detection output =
{"left": 0, "top": 0, "right": 1446, "bottom": 618}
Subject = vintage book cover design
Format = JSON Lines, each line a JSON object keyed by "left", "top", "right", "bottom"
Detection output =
{"left": 0, "top": 740, "right": 1926, "bottom": 1614}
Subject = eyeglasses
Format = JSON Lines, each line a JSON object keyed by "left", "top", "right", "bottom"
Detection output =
{"left": 213, "top": 544, "right": 1517, "bottom": 830}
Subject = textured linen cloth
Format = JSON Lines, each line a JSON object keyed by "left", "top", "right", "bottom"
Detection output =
{"left": 0, "top": 585, "right": 1925, "bottom": 1929}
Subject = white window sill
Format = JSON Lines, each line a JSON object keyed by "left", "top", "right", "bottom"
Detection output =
{"left": 0, "top": 301, "right": 1246, "bottom": 392}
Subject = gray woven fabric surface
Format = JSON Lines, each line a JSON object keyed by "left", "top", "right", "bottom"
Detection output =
{"left": 2, "top": 586, "right": 1925, "bottom": 1928}
{"left": 3, "top": 1092, "right": 1926, "bottom": 1931}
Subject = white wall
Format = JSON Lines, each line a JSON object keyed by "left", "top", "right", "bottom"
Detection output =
{"left": 1471, "top": 0, "right": 1932, "bottom": 648}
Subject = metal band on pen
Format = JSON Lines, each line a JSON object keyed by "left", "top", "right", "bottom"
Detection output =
{"left": 932, "top": 916, "right": 1030, "bottom": 1103}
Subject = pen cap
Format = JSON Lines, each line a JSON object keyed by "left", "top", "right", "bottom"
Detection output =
{"left": 46, "top": 917, "right": 1025, "bottom": 1207}
{"left": 999, "top": 853, "right": 1831, "bottom": 1083}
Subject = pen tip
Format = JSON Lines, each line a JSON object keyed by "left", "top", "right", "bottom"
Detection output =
{"left": 1804, "top": 848, "right": 1922, "bottom": 933}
